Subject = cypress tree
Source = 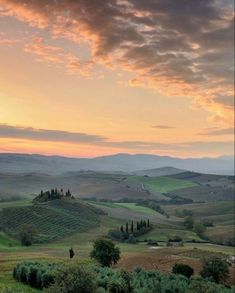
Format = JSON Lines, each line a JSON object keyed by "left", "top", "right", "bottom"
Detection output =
{"left": 125, "top": 222, "right": 129, "bottom": 233}
{"left": 137, "top": 222, "right": 140, "bottom": 231}
{"left": 143, "top": 220, "right": 147, "bottom": 228}
{"left": 147, "top": 219, "right": 150, "bottom": 228}
{"left": 120, "top": 225, "right": 124, "bottom": 233}
{"left": 131, "top": 221, "right": 134, "bottom": 233}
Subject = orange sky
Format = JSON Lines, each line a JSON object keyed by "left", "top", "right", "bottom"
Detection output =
{"left": 0, "top": 0, "right": 234, "bottom": 158}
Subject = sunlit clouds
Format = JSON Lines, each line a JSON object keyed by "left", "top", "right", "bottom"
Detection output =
{"left": 0, "top": 0, "right": 234, "bottom": 157}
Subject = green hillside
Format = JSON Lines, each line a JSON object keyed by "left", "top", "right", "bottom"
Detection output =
{"left": 0, "top": 198, "right": 104, "bottom": 243}
{"left": 128, "top": 176, "right": 197, "bottom": 193}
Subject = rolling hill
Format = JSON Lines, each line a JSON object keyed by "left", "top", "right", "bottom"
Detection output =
{"left": 0, "top": 198, "right": 104, "bottom": 242}
{"left": 0, "top": 170, "right": 233, "bottom": 203}
{"left": 0, "top": 153, "right": 233, "bottom": 175}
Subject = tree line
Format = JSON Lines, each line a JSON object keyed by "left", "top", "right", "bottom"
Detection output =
{"left": 108, "top": 219, "right": 152, "bottom": 243}
{"left": 34, "top": 188, "right": 73, "bottom": 202}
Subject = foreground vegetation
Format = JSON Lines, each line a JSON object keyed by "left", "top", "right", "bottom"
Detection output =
{"left": 11, "top": 258, "right": 233, "bottom": 293}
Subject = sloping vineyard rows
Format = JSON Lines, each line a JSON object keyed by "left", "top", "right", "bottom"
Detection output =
{"left": 0, "top": 199, "right": 101, "bottom": 242}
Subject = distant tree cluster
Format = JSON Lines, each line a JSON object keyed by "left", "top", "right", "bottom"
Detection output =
{"left": 175, "top": 209, "right": 193, "bottom": 218}
{"left": 108, "top": 219, "right": 152, "bottom": 243}
{"left": 34, "top": 188, "right": 73, "bottom": 202}
{"left": 183, "top": 216, "right": 207, "bottom": 237}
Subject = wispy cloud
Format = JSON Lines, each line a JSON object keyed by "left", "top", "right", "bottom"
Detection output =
{"left": 198, "top": 127, "right": 234, "bottom": 136}
{"left": 152, "top": 125, "right": 175, "bottom": 129}
{"left": 24, "top": 37, "right": 95, "bottom": 77}
{"left": 0, "top": 124, "right": 233, "bottom": 154}
{"left": 0, "top": 0, "right": 233, "bottom": 124}
{"left": 0, "top": 124, "right": 106, "bottom": 143}
{"left": 0, "top": 32, "right": 19, "bottom": 46}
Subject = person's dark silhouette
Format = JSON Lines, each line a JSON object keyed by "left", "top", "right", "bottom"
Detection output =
{"left": 69, "top": 248, "right": 75, "bottom": 259}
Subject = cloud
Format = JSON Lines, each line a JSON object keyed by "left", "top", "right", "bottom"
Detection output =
{"left": 0, "top": 32, "right": 19, "bottom": 45}
{"left": 24, "top": 37, "right": 95, "bottom": 76}
{"left": 0, "top": 0, "right": 233, "bottom": 124}
{"left": 0, "top": 124, "right": 106, "bottom": 143}
{"left": 152, "top": 125, "right": 175, "bottom": 129}
{"left": 198, "top": 127, "right": 234, "bottom": 136}
{"left": 0, "top": 124, "right": 233, "bottom": 154}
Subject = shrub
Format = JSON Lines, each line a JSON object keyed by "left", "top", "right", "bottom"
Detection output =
{"left": 200, "top": 257, "right": 230, "bottom": 284}
{"left": 42, "top": 271, "right": 56, "bottom": 288}
{"left": 18, "top": 224, "right": 38, "bottom": 246}
{"left": 193, "top": 222, "right": 206, "bottom": 236}
{"left": 168, "top": 236, "right": 183, "bottom": 242}
{"left": 125, "top": 234, "right": 137, "bottom": 244}
{"left": 27, "top": 265, "right": 39, "bottom": 287}
{"left": 147, "top": 240, "right": 159, "bottom": 246}
{"left": 46, "top": 264, "right": 97, "bottom": 293}
{"left": 202, "top": 219, "right": 214, "bottom": 227}
{"left": 131, "top": 267, "right": 189, "bottom": 293}
{"left": 184, "top": 216, "right": 194, "bottom": 230}
{"left": 189, "top": 277, "right": 233, "bottom": 293}
{"left": 172, "top": 263, "right": 194, "bottom": 278}
{"left": 13, "top": 261, "right": 57, "bottom": 289}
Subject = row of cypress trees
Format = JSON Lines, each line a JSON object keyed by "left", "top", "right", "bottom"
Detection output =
{"left": 120, "top": 219, "right": 150, "bottom": 234}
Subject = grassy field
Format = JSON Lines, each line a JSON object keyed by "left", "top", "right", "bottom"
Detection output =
{"left": 114, "top": 202, "right": 162, "bottom": 215}
{"left": 168, "top": 185, "right": 234, "bottom": 202}
{"left": 0, "top": 199, "right": 32, "bottom": 210}
{"left": 164, "top": 201, "right": 235, "bottom": 244}
{"left": 91, "top": 201, "right": 174, "bottom": 227}
{"left": 165, "top": 201, "right": 234, "bottom": 220}
{"left": 128, "top": 176, "right": 197, "bottom": 193}
{"left": 138, "top": 228, "right": 202, "bottom": 242}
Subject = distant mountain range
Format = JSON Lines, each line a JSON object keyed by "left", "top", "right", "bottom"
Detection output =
{"left": 0, "top": 153, "right": 233, "bottom": 175}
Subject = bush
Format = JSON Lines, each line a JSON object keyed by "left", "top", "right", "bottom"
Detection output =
{"left": 27, "top": 266, "right": 38, "bottom": 287}
{"left": 202, "top": 219, "right": 214, "bottom": 227}
{"left": 42, "top": 271, "right": 56, "bottom": 288}
{"left": 13, "top": 261, "right": 57, "bottom": 289}
{"left": 147, "top": 240, "right": 159, "bottom": 246}
{"left": 46, "top": 264, "right": 97, "bottom": 293}
{"left": 193, "top": 222, "right": 206, "bottom": 236}
{"left": 18, "top": 224, "right": 38, "bottom": 246}
{"left": 189, "top": 277, "right": 232, "bottom": 293}
{"left": 184, "top": 216, "right": 194, "bottom": 230}
{"left": 13, "top": 261, "right": 234, "bottom": 293}
{"left": 94, "top": 267, "right": 132, "bottom": 293}
{"left": 168, "top": 236, "right": 183, "bottom": 242}
{"left": 172, "top": 263, "right": 194, "bottom": 278}
{"left": 125, "top": 234, "right": 137, "bottom": 244}
{"left": 200, "top": 257, "right": 230, "bottom": 284}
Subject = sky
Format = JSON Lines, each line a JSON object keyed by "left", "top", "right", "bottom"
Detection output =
{"left": 0, "top": 0, "right": 234, "bottom": 158}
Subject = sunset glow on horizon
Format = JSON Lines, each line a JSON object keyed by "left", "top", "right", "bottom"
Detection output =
{"left": 0, "top": 0, "right": 234, "bottom": 158}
